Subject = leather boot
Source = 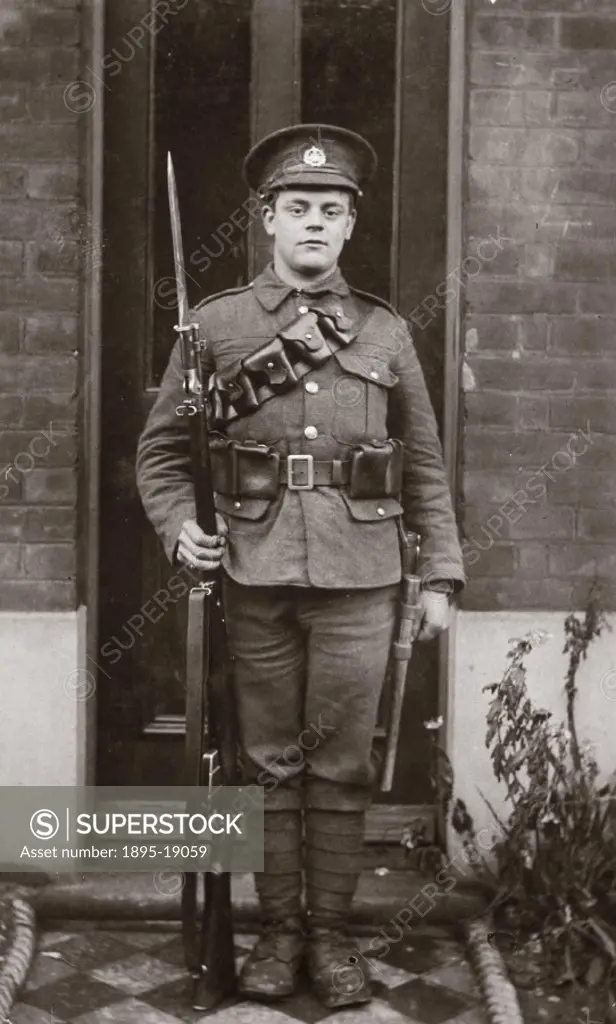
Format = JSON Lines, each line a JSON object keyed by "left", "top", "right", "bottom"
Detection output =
{"left": 304, "top": 808, "right": 373, "bottom": 1009}
{"left": 238, "top": 809, "right": 304, "bottom": 1000}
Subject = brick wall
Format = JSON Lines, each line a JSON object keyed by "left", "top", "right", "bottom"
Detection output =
{"left": 0, "top": 0, "right": 82, "bottom": 610}
{"left": 2, "top": 0, "right": 615, "bottom": 616}
{"left": 461, "top": 0, "right": 616, "bottom": 611}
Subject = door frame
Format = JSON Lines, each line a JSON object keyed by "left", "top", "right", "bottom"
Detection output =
{"left": 78, "top": 0, "right": 106, "bottom": 786}
{"left": 80, "top": 0, "right": 468, "bottom": 832}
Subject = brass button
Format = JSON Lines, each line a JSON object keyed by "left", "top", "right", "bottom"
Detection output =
{"left": 304, "top": 425, "right": 318, "bottom": 440}
{"left": 305, "top": 333, "right": 313, "bottom": 340}
{"left": 370, "top": 370, "right": 379, "bottom": 380}
{"left": 376, "top": 506, "right": 385, "bottom": 516}
{"left": 267, "top": 361, "right": 275, "bottom": 368}
{"left": 305, "top": 381, "right": 319, "bottom": 394}
{"left": 234, "top": 500, "right": 241, "bottom": 509}
{"left": 298, "top": 304, "right": 308, "bottom": 314}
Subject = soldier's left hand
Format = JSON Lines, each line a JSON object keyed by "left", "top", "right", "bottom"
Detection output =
{"left": 416, "top": 590, "right": 451, "bottom": 643}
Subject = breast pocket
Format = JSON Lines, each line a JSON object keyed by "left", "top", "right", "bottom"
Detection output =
{"left": 330, "top": 347, "right": 399, "bottom": 444}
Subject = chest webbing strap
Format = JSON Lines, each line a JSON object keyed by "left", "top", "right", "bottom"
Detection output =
{"left": 206, "top": 307, "right": 362, "bottom": 428}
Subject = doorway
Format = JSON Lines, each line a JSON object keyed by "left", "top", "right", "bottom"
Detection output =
{"left": 99, "top": 0, "right": 452, "bottom": 842}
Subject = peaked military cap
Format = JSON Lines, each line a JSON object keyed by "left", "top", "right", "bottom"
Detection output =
{"left": 243, "top": 123, "right": 378, "bottom": 197}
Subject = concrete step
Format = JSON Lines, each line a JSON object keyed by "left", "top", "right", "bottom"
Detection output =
{"left": 24, "top": 871, "right": 487, "bottom": 931}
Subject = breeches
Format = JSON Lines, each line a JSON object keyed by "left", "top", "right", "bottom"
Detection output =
{"left": 222, "top": 577, "right": 398, "bottom": 811}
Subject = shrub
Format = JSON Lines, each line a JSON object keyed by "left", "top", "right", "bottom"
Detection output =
{"left": 405, "top": 586, "right": 616, "bottom": 988}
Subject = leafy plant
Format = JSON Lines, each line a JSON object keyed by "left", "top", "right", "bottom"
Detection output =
{"left": 405, "top": 585, "right": 616, "bottom": 996}
{"left": 479, "top": 587, "right": 616, "bottom": 991}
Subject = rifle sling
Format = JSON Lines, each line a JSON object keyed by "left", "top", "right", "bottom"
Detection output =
{"left": 185, "top": 586, "right": 208, "bottom": 787}
{"left": 207, "top": 306, "right": 360, "bottom": 428}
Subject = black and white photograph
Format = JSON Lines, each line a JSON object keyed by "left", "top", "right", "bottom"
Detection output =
{"left": 1, "top": 2, "right": 616, "bottom": 1023}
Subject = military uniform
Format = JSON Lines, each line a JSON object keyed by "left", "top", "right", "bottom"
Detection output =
{"left": 136, "top": 124, "right": 464, "bottom": 1008}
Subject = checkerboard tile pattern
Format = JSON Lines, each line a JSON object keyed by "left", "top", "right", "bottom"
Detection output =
{"left": 10, "top": 926, "right": 488, "bottom": 1024}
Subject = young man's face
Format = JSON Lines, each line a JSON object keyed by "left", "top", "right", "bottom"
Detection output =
{"left": 262, "top": 188, "right": 357, "bottom": 278}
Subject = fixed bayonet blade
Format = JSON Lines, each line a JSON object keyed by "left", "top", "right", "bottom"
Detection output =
{"left": 167, "top": 151, "right": 201, "bottom": 401}
{"left": 167, "top": 151, "right": 190, "bottom": 329}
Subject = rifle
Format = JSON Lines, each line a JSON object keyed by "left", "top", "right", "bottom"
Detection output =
{"left": 167, "top": 152, "right": 238, "bottom": 1011}
{"left": 381, "top": 529, "right": 422, "bottom": 792}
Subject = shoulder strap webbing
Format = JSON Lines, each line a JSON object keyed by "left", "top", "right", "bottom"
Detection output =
{"left": 193, "top": 282, "right": 253, "bottom": 312}
{"left": 207, "top": 306, "right": 363, "bottom": 428}
{"left": 350, "top": 285, "right": 399, "bottom": 317}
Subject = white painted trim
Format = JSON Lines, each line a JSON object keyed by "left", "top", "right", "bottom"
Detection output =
{"left": 0, "top": 613, "right": 80, "bottom": 786}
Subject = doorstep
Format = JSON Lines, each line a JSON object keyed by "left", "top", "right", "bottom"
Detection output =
{"left": 22, "top": 871, "right": 487, "bottom": 929}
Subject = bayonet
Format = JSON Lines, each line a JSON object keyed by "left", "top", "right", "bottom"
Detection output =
{"left": 167, "top": 152, "right": 202, "bottom": 409}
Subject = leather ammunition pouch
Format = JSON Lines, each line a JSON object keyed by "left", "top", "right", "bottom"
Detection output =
{"left": 209, "top": 437, "right": 403, "bottom": 501}
{"left": 207, "top": 307, "right": 359, "bottom": 428}
{"left": 348, "top": 440, "right": 403, "bottom": 498}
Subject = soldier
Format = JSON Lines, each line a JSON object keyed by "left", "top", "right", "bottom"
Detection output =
{"left": 136, "top": 123, "right": 465, "bottom": 1009}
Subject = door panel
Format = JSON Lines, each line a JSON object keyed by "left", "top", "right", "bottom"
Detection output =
{"left": 99, "top": 0, "right": 450, "bottom": 829}
{"left": 302, "top": 0, "right": 397, "bottom": 299}
{"left": 151, "top": 0, "right": 252, "bottom": 387}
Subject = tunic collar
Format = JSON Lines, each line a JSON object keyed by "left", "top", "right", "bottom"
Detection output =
{"left": 252, "top": 262, "right": 350, "bottom": 312}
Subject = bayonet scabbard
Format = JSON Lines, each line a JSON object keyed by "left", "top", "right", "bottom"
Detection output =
{"left": 381, "top": 531, "right": 422, "bottom": 792}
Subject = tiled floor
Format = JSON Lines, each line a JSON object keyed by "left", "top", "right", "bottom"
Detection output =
{"left": 9, "top": 926, "right": 488, "bottom": 1024}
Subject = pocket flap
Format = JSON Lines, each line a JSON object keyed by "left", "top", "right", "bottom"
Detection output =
{"left": 341, "top": 493, "right": 403, "bottom": 521}
{"left": 334, "top": 347, "right": 399, "bottom": 388}
{"left": 215, "top": 493, "right": 271, "bottom": 520}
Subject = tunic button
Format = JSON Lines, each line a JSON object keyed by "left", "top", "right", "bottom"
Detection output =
{"left": 234, "top": 501, "right": 241, "bottom": 509}
{"left": 298, "top": 304, "right": 308, "bottom": 314}
{"left": 370, "top": 370, "right": 379, "bottom": 379}
{"left": 267, "top": 361, "right": 275, "bottom": 368}
{"left": 305, "top": 333, "right": 312, "bottom": 340}
{"left": 305, "top": 381, "right": 319, "bottom": 394}
{"left": 376, "top": 506, "right": 385, "bottom": 516}
{"left": 304, "top": 425, "right": 318, "bottom": 440}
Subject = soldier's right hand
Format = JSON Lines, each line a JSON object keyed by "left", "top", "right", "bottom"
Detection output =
{"left": 176, "top": 515, "right": 228, "bottom": 572}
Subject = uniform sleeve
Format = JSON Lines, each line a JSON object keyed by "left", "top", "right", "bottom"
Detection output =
{"left": 135, "top": 337, "right": 196, "bottom": 563}
{"left": 387, "top": 318, "right": 465, "bottom": 591}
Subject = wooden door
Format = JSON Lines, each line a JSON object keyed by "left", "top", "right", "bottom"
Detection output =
{"left": 99, "top": 0, "right": 451, "bottom": 840}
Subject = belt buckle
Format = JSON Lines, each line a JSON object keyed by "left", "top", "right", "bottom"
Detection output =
{"left": 287, "top": 454, "right": 314, "bottom": 490}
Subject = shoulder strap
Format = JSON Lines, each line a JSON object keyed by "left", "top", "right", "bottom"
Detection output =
{"left": 193, "top": 281, "right": 253, "bottom": 312}
{"left": 350, "top": 285, "right": 399, "bottom": 317}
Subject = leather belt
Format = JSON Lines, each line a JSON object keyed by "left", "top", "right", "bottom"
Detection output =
{"left": 281, "top": 455, "right": 351, "bottom": 490}
{"left": 211, "top": 452, "right": 352, "bottom": 494}
{"left": 209, "top": 440, "right": 402, "bottom": 498}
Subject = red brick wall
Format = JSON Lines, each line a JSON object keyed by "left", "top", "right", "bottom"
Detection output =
{"left": 461, "top": 0, "right": 616, "bottom": 611}
{"left": 0, "top": 0, "right": 81, "bottom": 610}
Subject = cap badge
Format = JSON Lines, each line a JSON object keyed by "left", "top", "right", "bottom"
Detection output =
{"left": 302, "top": 145, "right": 327, "bottom": 167}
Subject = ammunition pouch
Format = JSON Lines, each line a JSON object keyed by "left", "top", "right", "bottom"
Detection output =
{"left": 210, "top": 438, "right": 280, "bottom": 500}
{"left": 348, "top": 439, "right": 403, "bottom": 499}
{"left": 209, "top": 437, "right": 403, "bottom": 501}
{"left": 207, "top": 307, "right": 359, "bottom": 429}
